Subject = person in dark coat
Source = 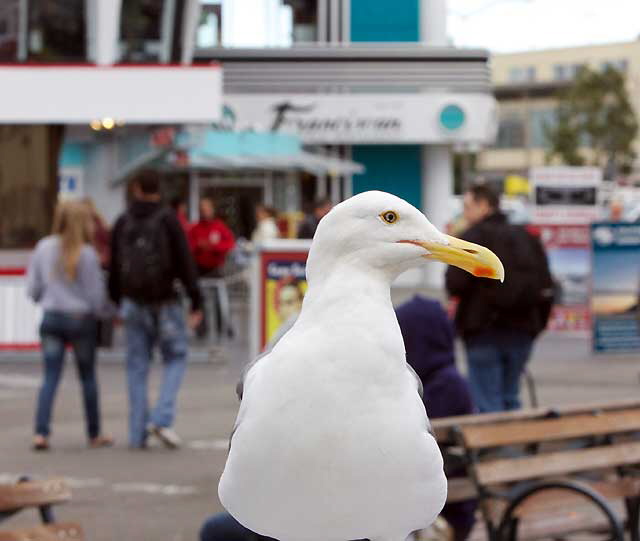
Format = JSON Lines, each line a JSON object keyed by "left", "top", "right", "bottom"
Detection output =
{"left": 297, "top": 198, "right": 332, "bottom": 239}
{"left": 396, "top": 295, "right": 476, "bottom": 541}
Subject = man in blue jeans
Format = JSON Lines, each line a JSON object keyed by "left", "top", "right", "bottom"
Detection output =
{"left": 445, "top": 184, "right": 552, "bottom": 413}
{"left": 109, "top": 170, "right": 203, "bottom": 449}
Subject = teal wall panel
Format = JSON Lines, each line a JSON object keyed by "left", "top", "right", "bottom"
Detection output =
{"left": 350, "top": 0, "right": 420, "bottom": 42}
{"left": 352, "top": 145, "right": 422, "bottom": 208}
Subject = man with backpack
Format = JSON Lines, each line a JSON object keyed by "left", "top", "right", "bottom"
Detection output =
{"left": 445, "top": 184, "right": 553, "bottom": 413}
{"left": 109, "top": 170, "right": 203, "bottom": 449}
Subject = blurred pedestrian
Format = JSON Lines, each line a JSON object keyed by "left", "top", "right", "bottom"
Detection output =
{"left": 396, "top": 295, "right": 476, "bottom": 541}
{"left": 170, "top": 196, "right": 191, "bottom": 234}
{"left": 445, "top": 184, "right": 553, "bottom": 413}
{"left": 82, "top": 197, "right": 111, "bottom": 268}
{"left": 251, "top": 204, "right": 280, "bottom": 244}
{"left": 188, "top": 197, "right": 235, "bottom": 338}
{"left": 108, "top": 170, "right": 203, "bottom": 449}
{"left": 26, "top": 200, "right": 113, "bottom": 451}
{"left": 189, "top": 197, "right": 236, "bottom": 276}
{"left": 297, "top": 198, "right": 332, "bottom": 239}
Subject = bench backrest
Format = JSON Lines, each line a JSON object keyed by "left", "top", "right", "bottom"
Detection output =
{"left": 433, "top": 398, "right": 640, "bottom": 445}
{"left": 456, "top": 407, "right": 640, "bottom": 487}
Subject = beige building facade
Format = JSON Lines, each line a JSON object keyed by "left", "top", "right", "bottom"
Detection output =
{"left": 477, "top": 40, "right": 640, "bottom": 182}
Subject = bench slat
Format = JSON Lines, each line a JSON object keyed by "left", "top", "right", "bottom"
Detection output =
{"left": 0, "top": 523, "right": 83, "bottom": 541}
{"left": 476, "top": 441, "right": 640, "bottom": 485}
{"left": 0, "top": 479, "right": 70, "bottom": 512}
{"left": 433, "top": 399, "right": 640, "bottom": 443}
{"left": 461, "top": 409, "right": 640, "bottom": 449}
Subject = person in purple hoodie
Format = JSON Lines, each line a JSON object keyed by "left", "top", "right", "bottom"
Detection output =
{"left": 396, "top": 295, "right": 477, "bottom": 541}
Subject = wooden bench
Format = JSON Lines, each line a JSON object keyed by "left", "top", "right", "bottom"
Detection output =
{"left": 435, "top": 399, "right": 640, "bottom": 541}
{"left": 0, "top": 478, "right": 83, "bottom": 541}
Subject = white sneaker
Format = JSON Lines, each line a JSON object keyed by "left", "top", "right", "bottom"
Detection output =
{"left": 148, "top": 425, "right": 182, "bottom": 449}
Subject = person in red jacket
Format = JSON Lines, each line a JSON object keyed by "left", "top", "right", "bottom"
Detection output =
{"left": 189, "top": 197, "right": 235, "bottom": 277}
{"left": 188, "top": 197, "right": 235, "bottom": 339}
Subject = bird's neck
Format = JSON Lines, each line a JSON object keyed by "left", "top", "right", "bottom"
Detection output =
{"left": 302, "top": 261, "right": 394, "bottom": 317}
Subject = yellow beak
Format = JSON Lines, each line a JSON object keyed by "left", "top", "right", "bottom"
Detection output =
{"left": 402, "top": 235, "right": 504, "bottom": 282}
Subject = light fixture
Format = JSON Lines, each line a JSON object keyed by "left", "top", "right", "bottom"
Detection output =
{"left": 90, "top": 120, "right": 102, "bottom": 131}
{"left": 102, "top": 117, "right": 115, "bottom": 130}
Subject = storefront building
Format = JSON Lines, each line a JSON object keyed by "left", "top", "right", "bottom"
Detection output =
{"left": 196, "top": 0, "right": 497, "bottom": 285}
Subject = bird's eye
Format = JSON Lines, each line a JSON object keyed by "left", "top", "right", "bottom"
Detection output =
{"left": 380, "top": 210, "right": 399, "bottom": 224}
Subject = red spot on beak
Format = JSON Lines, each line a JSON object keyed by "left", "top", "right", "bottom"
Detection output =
{"left": 474, "top": 267, "right": 495, "bottom": 278}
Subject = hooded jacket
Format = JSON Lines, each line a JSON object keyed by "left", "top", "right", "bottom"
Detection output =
{"left": 395, "top": 295, "right": 474, "bottom": 419}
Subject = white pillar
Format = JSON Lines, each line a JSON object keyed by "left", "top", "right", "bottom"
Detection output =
{"left": 87, "top": 0, "right": 122, "bottom": 65}
{"left": 264, "top": 174, "right": 274, "bottom": 205}
{"left": 420, "top": 0, "right": 448, "bottom": 46}
{"left": 422, "top": 145, "right": 453, "bottom": 289}
{"left": 181, "top": 0, "right": 201, "bottom": 64}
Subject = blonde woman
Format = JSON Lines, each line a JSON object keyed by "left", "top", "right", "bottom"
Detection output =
{"left": 26, "top": 201, "right": 113, "bottom": 451}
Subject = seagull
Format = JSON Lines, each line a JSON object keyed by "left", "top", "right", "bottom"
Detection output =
{"left": 219, "top": 191, "right": 504, "bottom": 541}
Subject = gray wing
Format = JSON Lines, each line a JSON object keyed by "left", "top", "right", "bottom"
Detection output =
{"left": 235, "top": 351, "right": 268, "bottom": 400}
{"left": 406, "top": 362, "right": 424, "bottom": 400}
{"left": 229, "top": 351, "right": 269, "bottom": 451}
{"left": 406, "top": 363, "right": 435, "bottom": 436}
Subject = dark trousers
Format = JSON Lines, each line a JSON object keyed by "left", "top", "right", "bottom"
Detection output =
{"left": 35, "top": 311, "right": 100, "bottom": 439}
{"left": 200, "top": 513, "right": 275, "bottom": 541}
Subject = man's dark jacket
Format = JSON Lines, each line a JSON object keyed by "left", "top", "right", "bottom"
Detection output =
{"left": 445, "top": 211, "right": 548, "bottom": 339}
{"left": 108, "top": 200, "right": 202, "bottom": 310}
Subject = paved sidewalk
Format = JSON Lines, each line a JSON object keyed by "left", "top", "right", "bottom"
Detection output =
{"left": 0, "top": 332, "right": 638, "bottom": 540}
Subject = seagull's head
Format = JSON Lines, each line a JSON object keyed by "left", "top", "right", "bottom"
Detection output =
{"left": 307, "top": 190, "right": 504, "bottom": 283}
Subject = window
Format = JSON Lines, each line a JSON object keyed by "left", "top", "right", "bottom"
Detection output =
{"left": 119, "top": 0, "right": 164, "bottom": 63}
{"left": 196, "top": 0, "right": 317, "bottom": 49}
{"left": 0, "top": 0, "right": 19, "bottom": 61}
{"left": 494, "top": 114, "right": 525, "bottom": 149}
{"left": 529, "top": 109, "right": 557, "bottom": 148}
{"left": 553, "top": 63, "right": 585, "bottom": 81}
{"left": 553, "top": 64, "right": 566, "bottom": 81}
{"left": 197, "top": 3, "right": 222, "bottom": 48}
{"left": 508, "top": 66, "right": 536, "bottom": 83}
{"left": 601, "top": 59, "right": 628, "bottom": 73}
{"left": 27, "top": 0, "right": 86, "bottom": 62}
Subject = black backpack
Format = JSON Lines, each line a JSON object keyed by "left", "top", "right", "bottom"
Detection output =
{"left": 484, "top": 224, "right": 555, "bottom": 336}
{"left": 118, "top": 208, "right": 172, "bottom": 302}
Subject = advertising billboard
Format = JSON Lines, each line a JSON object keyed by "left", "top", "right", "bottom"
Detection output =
{"left": 591, "top": 223, "right": 640, "bottom": 352}
{"left": 531, "top": 224, "right": 591, "bottom": 332}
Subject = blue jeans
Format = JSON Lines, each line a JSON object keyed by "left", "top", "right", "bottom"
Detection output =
{"left": 121, "top": 298, "right": 188, "bottom": 447}
{"left": 465, "top": 329, "right": 534, "bottom": 413}
{"left": 200, "top": 512, "right": 276, "bottom": 541}
{"left": 35, "top": 311, "right": 100, "bottom": 439}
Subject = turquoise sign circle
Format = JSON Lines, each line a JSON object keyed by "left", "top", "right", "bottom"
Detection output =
{"left": 439, "top": 104, "right": 465, "bottom": 131}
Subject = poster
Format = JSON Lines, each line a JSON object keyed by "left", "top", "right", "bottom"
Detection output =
{"left": 530, "top": 224, "right": 591, "bottom": 332}
{"left": 251, "top": 240, "right": 311, "bottom": 357}
{"left": 591, "top": 223, "right": 640, "bottom": 352}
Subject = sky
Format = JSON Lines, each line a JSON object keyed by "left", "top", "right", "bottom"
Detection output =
{"left": 447, "top": 0, "right": 640, "bottom": 53}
